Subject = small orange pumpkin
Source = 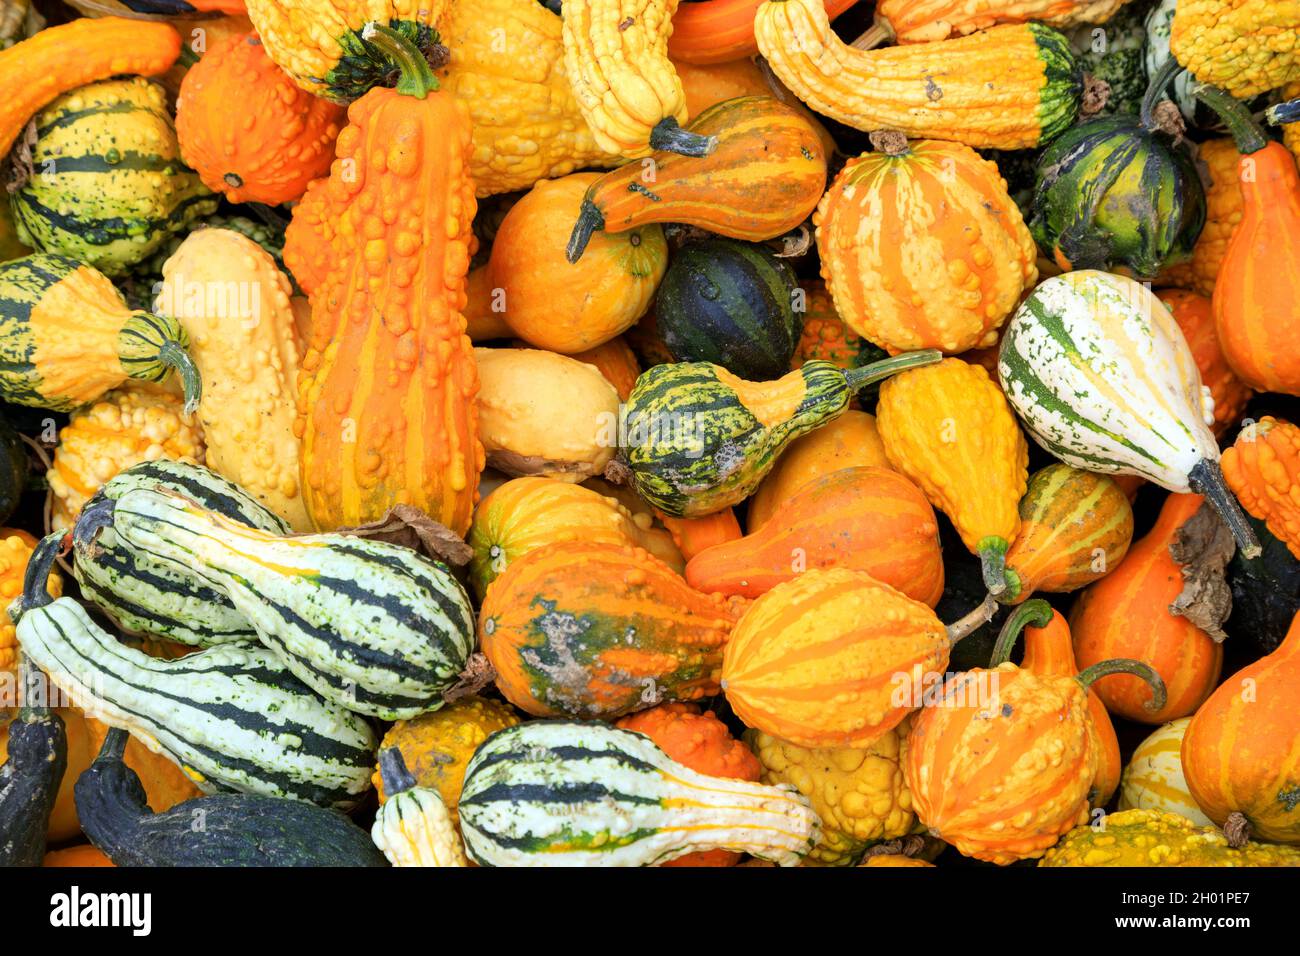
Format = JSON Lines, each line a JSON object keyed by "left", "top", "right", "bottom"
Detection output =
{"left": 656, "top": 509, "right": 744, "bottom": 563}
{"left": 176, "top": 32, "right": 344, "bottom": 205}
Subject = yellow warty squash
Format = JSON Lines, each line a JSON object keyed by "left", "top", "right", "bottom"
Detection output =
{"left": 158, "top": 228, "right": 311, "bottom": 530}
{"left": 746, "top": 722, "right": 916, "bottom": 866}
{"left": 1040, "top": 809, "right": 1300, "bottom": 867}
{"left": 1171, "top": 0, "right": 1300, "bottom": 100}
{"left": 48, "top": 385, "right": 205, "bottom": 531}
{"left": 0, "top": 529, "right": 60, "bottom": 684}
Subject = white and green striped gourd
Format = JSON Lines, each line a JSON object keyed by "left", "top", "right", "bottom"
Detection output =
{"left": 86, "top": 485, "right": 476, "bottom": 720}
{"left": 998, "top": 270, "right": 1259, "bottom": 556}
{"left": 459, "top": 721, "right": 821, "bottom": 867}
{"left": 371, "top": 748, "right": 467, "bottom": 867}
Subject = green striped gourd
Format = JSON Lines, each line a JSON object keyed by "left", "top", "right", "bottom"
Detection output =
{"left": 459, "top": 722, "right": 821, "bottom": 867}
{"left": 11, "top": 77, "right": 216, "bottom": 277}
{"left": 73, "top": 460, "right": 290, "bottom": 648}
{"left": 92, "top": 486, "right": 475, "bottom": 720}
{"left": 371, "top": 749, "right": 467, "bottom": 867}
{"left": 15, "top": 535, "right": 375, "bottom": 809}
{"left": 621, "top": 352, "right": 939, "bottom": 517}
{"left": 998, "top": 270, "right": 1259, "bottom": 556}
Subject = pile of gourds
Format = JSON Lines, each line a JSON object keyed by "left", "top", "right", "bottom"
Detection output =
{"left": 0, "top": 0, "right": 1299, "bottom": 869}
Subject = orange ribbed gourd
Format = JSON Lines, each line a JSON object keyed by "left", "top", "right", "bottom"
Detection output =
{"left": 1156, "top": 289, "right": 1251, "bottom": 437}
{"left": 686, "top": 466, "right": 944, "bottom": 605}
{"left": 668, "top": 0, "right": 857, "bottom": 64}
{"left": 1222, "top": 416, "right": 1300, "bottom": 560}
{"left": 722, "top": 568, "right": 949, "bottom": 750}
{"left": 290, "top": 29, "right": 482, "bottom": 534}
{"left": 1069, "top": 493, "right": 1223, "bottom": 724}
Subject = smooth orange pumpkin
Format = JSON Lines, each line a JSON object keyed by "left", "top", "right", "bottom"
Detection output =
{"left": 1156, "top": 288, "right": 1251, "bottom": 437}
{"left": 656, "top": 509, "right": 744, "bottom": 563}
{"left": 1069, "top": 494, "right": 1224, "bottom": 724}
{"left": 688, "top": 466, "right": 944, "bottom": 605}
{"left": 176, "top": 32, "right": 344, "bottom": 205}
{"left": 616, "top": 703, "right": 762, "bottom": 866}
{"left": 1182, "top": 610, "right": 1300, "bottom": 843}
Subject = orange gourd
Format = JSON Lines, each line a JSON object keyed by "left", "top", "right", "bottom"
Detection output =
{"left": 790, "top": 280, "right": 882, "bottom": 371}
{"left": 656, "top": 509, "right": 743, "bottom": 563}
{"left": 616, "top": 703, "right": 762, "bottom": 866}
{"left": 722, "top": 568, "right": 950, "bottom": 749}
{"left": 1156, "top": 288, "right": 1251, "bottom": 437}
{"left": 862, "top": 0, "right": 1129, "bottom": 45}
{"left": 1222, "top": 416, "right": 1300, "bottom": 560}
{"left": 1198, "top": 85, "right": 1300, "bottom": 395}
{"left": 1069, "top": 493, "right": 1225, "bottom": 724}
{"left": 177, "top": 32, "right": 344, "bottom": 205}
{"left": 291, "top": 27, "right": 482, "bottom": 534}
{"left": 480, "top": 542, "right": 742, "bottom": 719}
{"left": 189, "top": 0, "right": 247, "bottom": 11}
{"left": 687, "top": 466, "right": 944, "bottom": 605}
{"left": 1159, "top": 139, "right": 1243, "bottom": 297}
{"left": 668, "top": 0, "right": 857, "bottom": 64}
{"left": 1182, "top": 611, "right": 1300, "bottom": 844}
{"left": 815, "top": 137, "right": 1038, "bottom": 354}
{"left": 571, "top": 337, "right": 641, "bottom": 401}
{"left": 43, "top": 845, "right": 115, "bottom": 867}
{"left": 860, "top": 854, "right": 934, "bottom": 867}
{"left": 0, "top": 17, "right": 182, "bottom": 158}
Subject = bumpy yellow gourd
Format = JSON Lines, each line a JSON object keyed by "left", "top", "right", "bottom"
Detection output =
{"left": 48, "top": 385, "right": 205, "bottom": 531}
{"left": 159, "top": 229, "right": 311, "bottom": 530}
{"left": 877, "top": 358, "right": 1029, "bottom": 594}
{"left": 1171, "top": 0, "right": 1300, "bottom": 99}
{"left": 746, "top": 722, "right": 915, "bottom": 866}
{"left": 438, "top": 0, "right": 618, "bottom": 195}
{"left": 1040, "top": 809, "right": 1300, "bottom": 867}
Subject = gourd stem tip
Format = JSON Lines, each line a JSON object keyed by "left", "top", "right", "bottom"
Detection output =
{"left": 843, "top": 348, "right": 941, "bottom": 391}
{"left": 649, "top": 118, "right": 717, "bottom": 158}
{"left": 1188, "top": 459, "right": 1261, "bottom": 559}
{"left": 946, "top": 593, "right": 997, "bottom": 644}
{"left": 378, "top": 747, "right": 418, "bottom": 796}
{"left": 362, "top": 22, "right": 440, "bottom": 98}
{"left": 1140, "top": 55, "right": 1184, "bottom": 129}
{"left": 1266, "top": 97, "right": 1300, "bottom": 127}
{"left": 1075, "top": 657, "right": 1167, "bottom": 713}
{"left": 977, "top": 537, "right": 1010, "bottom": 596}
{"left": 73, "top": 497, "right": 117, "bottom": 556}
{"left": 1192, "top": 83, "right": 1268, "bottom": 154}
{"left": 155, "top": 338, "right": 203, "bottom": 417}
{"left": 849, "top": 22, "right": 891, "bottom": 51}
{"left": 97, "top": 727, "right": 130, "bottom": 763}
{"left": 988, "top": 598, "right": 1053, "bottom": 666}
{"left": 566, "top": 200, "right": 605, "bottom": 263}
{"left": 16, "top": 531, "right": 65, "bottom": 619}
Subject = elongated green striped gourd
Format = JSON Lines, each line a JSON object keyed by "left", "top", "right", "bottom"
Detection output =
{"left": 998, "top": 270, "right": 1259, "bottom": 557}
{"left": 621, "top": 352, "right": 939, "bottom": 517}
{"left": 73, "top": 460, "right": 290, "bottom": 647}
{"left": 459, "top": 721, "right": 821, "bottom": 867}
{"left": 91, "top": 486, "right": 475, "bottom": 720}
{"left": 15, "top": 535, "right": 376, "bottom": 809}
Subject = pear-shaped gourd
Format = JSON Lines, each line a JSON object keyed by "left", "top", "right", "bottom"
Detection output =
{"left": 371, "top": 749, "right": 467, "bottom": 867}
{"left": 998, "top": 270, "right": 1259, "bottom": 556}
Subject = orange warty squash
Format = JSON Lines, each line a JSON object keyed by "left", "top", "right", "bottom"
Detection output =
{"left": 722, "top": 568, "right": 949, "bottom": 749}
{"left": 570, "top": 337, "right": 641, "bottom": 401}
{"left": 1001, "top": 464, "right": 1134, "bottom": 605}
{"left": 480, "top": 542, "right": 742, "bottom": 719}
{"left": 668, "top": 0, "right": 857, "bottom": 64}
{"left": 43, "top": 845, "right": 114, "bottom": 867}
{"left": 747, "top": 410, "right": 891, "bottom": 530}
{"left": 291, "top": 27, "right": 483, "bottom": 534}
{"left": 862, "top": 0, "right": 1129, "bottom": 46}
{"left": 488, "top": 172, "right": 667, "bottom": 354}
{"left": 815, "top": 137, "right": 1038, "bottom": 354}
{"left": 1159, "top": 139, "right": 1243, "bottom": 297}
{"left": 1156, "top": 288, "right": 1251, "bottom": 437}
{"left": 1182, "top": 610, "right": 1300, "bottom": 844}
{"left": 687, "top": 466, "right": 944, "bottom": 605}
{"left": 877, "top": 357, "right": 1029, "bottom": 595}
{"left": 1198, "top": 85, "right": 1300, "bottom": 395}
{"left": 463, "top": 265, "right": 512, "bottom": 342}
{"left": 656, "top": 509, "right": 743, "bottom": 563}
{"left": 997, "top": 602, "right": 1123, "bottom": 809}
{"left": 616, "top": 703, "right": 762, "bottom": 867}
{"left": 1069, "top": 493, "right": 1224, "bottom": 724}
{"left": 789, "top": 281, "right": 882, "bottom": 372}
{"left": 0, "top": 529, "right": 61, "bottom": 687}
{"left": 0, "top": 17, "right": 181, "bottom": 158}
{"left": 1223, "top": 416, "right": 1300, "bottom": 560}
{"left": 176, "top": 32, "right": 344, "bottom": 205}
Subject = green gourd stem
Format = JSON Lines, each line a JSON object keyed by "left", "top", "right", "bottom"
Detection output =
{"left": 72, "top": 496, "right": 117, "bottom": 559}
{"left": 378, "top": 747, "right": 418, "bottom": 796}
{"left": 1075, "top": 658, "right": 1168, "bottom": 713}
{"left": 566, "top": 198, "right": 607, "bottom": 264}
{"left": 361, "top": 22, "right": 440, "bottom": 99}
{"left": 1266, "top": 97, "right": 1300, "bottom": 126}
{"left": 1000, "top": 566, "right": 1024, "bottom": 604}
{"left": 1188, "top": 458, "right": 1262, "bottom": 559}
{"left": 1193, "top": 83, "right": 1268, "bottom": 155}
{"left": 15, "top": 531, "right": 64, "bottom": 621}
{"left": 648, "top": 117, "right": 718, "bottom": 158}
{"left": 1139, "top": 54, "right": 1184, "bottom": 129}
{"left": 155, "top": 338, "right": 203, "bottom": 417}
{"left": 988, "top": 598, "right": 1054, "bottom": 667}
{"left": 843, "top": 349, "right": 942, "bottom": 391}
{"left": 945, "top": 593, "right": 998, "bottom": 644}
{"left": 977, "top": 536, "right": 1010, "bottom": 596}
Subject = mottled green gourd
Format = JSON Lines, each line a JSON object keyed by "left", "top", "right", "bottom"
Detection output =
{"left": 620, "top": 352, "right": 940, "bottom": 517}
{"left": 11, "top": 77, "right": 216, "bottom": 276}
{"left": 1067, "top": 2, "right": 1150, "bottom": 116}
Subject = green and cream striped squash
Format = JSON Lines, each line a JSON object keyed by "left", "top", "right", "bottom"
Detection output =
{"left": 104, "top": 485, "right": 475, "bottom": 720}
{"left": 11, "top": 77, "right": 216, "bottom": 277}
{"left": 998, "top": 271, "right": 1259, "bottom": 555}
{"left": 620, "top": 352, "right": 938, "bottom": 517}
{"left": 371, "top": 748, "right": 467, "bottom": 867}
{"left": 1118, "top": 718, "right": 1214, "bottom": 826}
{"left": 15, "top": 547, "right": 375, "bottom": 809}
{"left": 73, "top": 460, "right": 291, "bottom": 647}
{"left": 459, "top": 722, "right": 821, "bottom": 867}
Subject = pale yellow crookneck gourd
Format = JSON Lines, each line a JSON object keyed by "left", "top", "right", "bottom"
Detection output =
{"left": 371, "top": 748, "right": 467, "bottom": 867}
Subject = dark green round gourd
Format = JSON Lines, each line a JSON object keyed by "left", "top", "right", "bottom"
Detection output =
{"left": 0, "top": 412, "right": 28, "bottom": 525}
{"left": 1028, "top": 57, "right": 1205, "bottom": 278}
{"left": 655, "top": 239, "right": 801, "bottom": 380}
{"left": 75, "top": 729, "right": 387, "bottom": 867}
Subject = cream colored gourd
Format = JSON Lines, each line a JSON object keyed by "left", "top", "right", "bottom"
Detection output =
{"left": 371, "top": 749, "right": 468, "bottom": 867}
